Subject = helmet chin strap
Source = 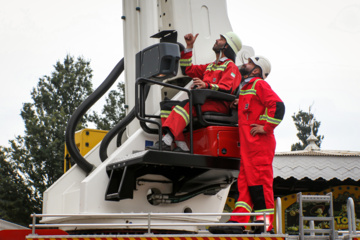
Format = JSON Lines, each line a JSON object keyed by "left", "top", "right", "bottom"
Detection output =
{"left": 243, "top": 66, "right": 258, "bottom": 79}
{"left": 215, "top": 44, "right": 227, "bottom": 64}
{"left": 249, "top": 66, "right": 257, "bottom": 76}
{"left": 215, "top": 50, "right": 221, "bottom": 64}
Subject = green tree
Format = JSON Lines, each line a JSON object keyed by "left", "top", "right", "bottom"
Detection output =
{"left": 90, "top": 81, "right": 126, "bottom": 130}
{"left": 1, "top": 55, "right": 93, "bottom": 225}
{"left": 291, "top": 107, "right": 324, "bottom": 151}
{"left": 0, "top": 147, "right": 36, "bottom": 226}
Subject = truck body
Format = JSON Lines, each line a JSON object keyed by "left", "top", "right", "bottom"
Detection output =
{"left": 2, "top": 1, "right": 357, "bottom": 240}
{"left": 40, "top": 0, "right": 253, "bottom": 234}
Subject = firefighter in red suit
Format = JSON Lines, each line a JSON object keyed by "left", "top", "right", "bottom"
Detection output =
{"left": 209, "top": 56, "right": 285, "bottom": 234}
{"left": 149, "top": 32, "right": 242, "bottom": 152}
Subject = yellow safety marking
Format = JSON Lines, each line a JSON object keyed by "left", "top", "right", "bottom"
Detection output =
{"left": 207, "top": 237, "right": 216, "bottom": 240}
{"left": 27, "top": 237, "right": 287, "bottom": 240}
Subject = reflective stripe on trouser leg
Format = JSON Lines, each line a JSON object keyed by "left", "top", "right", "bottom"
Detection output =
{"left": 229, "top": 164, "right": 253, "bottom": 225}
{"left": 255, "top": 208, "right": 274, "bottom": 232}
{"left": 160, "top": 110, "right": 171, "bottom": 125}
{"left": 160, "top": 100, "right": 188, "bottom": 134}
{"left": 238, "top": 123, "right": 275, "bottom": 231}
{"left": 162, "top": 105, "right": 190, "bottom": 141}
{"left": 246, "top": 170, "right": 274, "bottom": 231}
{"left": 247, "top": 165, "right": 274, "bottom": 231}
{"left": 235, "top": 201, "right": 252, "bottom": 212}
{"left": 162, "top": 100, "right": 229, "bottom": 141}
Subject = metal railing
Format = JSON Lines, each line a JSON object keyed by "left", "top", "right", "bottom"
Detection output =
{"left": 276, "top": 197, "right": 283, "bottom": 234}
{"left": 327, "top": 197, "right": 360, "bottom": 237}
{"left": 30, "top": 212, "right": 277, "bottom": 235}
{"left": 347, "top": 197, "right": 357, "bottom": 235}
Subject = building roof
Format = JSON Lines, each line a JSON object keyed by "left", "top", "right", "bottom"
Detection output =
{"left": 273, "top": 149, "right": 360, "bottom": 181}
{"left": 0, "top": 219, "right": 28, "bottom": 230}
{"left": 273, "top": 119, "right": 360, "bottom": 182}
{"left": 275, "top": 150, "right": 360, "bottom": 157}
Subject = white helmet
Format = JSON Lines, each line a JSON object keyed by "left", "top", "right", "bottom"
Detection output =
{"left": 221, "top": 32, "right": 242, "bottom": 54}
{"left": 249, "top": 55, "right": 271, "bottom": 79}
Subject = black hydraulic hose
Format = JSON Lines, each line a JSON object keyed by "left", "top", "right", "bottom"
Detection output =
{"left": 148, "top": 184, "right": 226, "bottom": 204}
{"left": 65, "top": 58, "right": 125, "bottom": 174}
{"left": 168, "top": 184, "right": 224, "bottom": 203}
{"left": 99, "top": 84, "right": 152, "bottom": 162}
{"left": 116, "top": 127, "right": 127, "bottom": 147}
{"left": 99, "top": 108, "right": 135, "bottom": 162}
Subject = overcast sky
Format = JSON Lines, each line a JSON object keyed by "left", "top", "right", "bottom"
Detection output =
{"left": 1, "top": 0, "right": 360, "bottom": 152}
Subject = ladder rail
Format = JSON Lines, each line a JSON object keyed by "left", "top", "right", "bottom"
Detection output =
{"left": 299, "top": 192, "right": 304, "bottom": 240}
{"left": 297, "top": 192, "right": 336, "bottom": 240}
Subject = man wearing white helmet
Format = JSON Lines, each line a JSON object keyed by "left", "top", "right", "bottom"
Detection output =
{"left": 150, "top": 32, "right": 242, "bottom": 152}
{"left": 209, "top": 56, "right": 285, "bottom": 234}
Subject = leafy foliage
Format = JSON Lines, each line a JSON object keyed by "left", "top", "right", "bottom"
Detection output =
{"left": 90, "top": 81, "right": 126, "bottom": 130}
{"left": 0, "top": 147, "right": 36, "bottom": 226}
{"left": 291, "top": 108, "right": 324, "bottom": 151}
{"left": 0, "top": 55, "right": 93, "bottom": 225}
{"left": 0, "top": 55, "right": 127, "bottom": 227}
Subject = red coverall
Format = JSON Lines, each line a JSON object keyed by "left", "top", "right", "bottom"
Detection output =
{"left": 161, "top": 50, "right": 241, "bottom": 141}
{"left": 229, "top": 77, "right": 285, "bottom": 231}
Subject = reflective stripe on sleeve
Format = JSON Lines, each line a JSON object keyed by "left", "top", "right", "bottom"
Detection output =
{"left": 210, "top": 84, "right": 219, "bottom": 91}
{"left": 180, "top": 57, "right": 192, "bottom": 67}
{"left": 259, "top": 108, "right": 282, "bottom": 125}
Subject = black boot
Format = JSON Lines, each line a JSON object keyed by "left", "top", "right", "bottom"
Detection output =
{"left": 251, "top": 220, "right": 265, "bottom": 234}
{"left": 251, "top": 220, "right": 274, "bottom": 234}
{"left": 208, "top": 221, "right": 244, "bottom": 234}
{"left": 146, "top": 141, "right": 173, "bottom": 151}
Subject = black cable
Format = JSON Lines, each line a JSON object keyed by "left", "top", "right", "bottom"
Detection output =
{"left": 65, "top": 58, "right": 124, "bottom": 174}
{"left": 99, "top": 108, "right": 135, "bottom": 162}
{"left": 99, "top": 83, "right": 153, "bottom": 161}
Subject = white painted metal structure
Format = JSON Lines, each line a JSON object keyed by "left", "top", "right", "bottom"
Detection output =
{"left": 42, "top": 0, "right": 254, "bottom": 232}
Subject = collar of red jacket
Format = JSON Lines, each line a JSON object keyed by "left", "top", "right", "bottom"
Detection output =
{"left": 244, "top": 76, "right": 263, "bottom": 84}
{"left": 214, "top": 57, "right": 231, "bottom": 63}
